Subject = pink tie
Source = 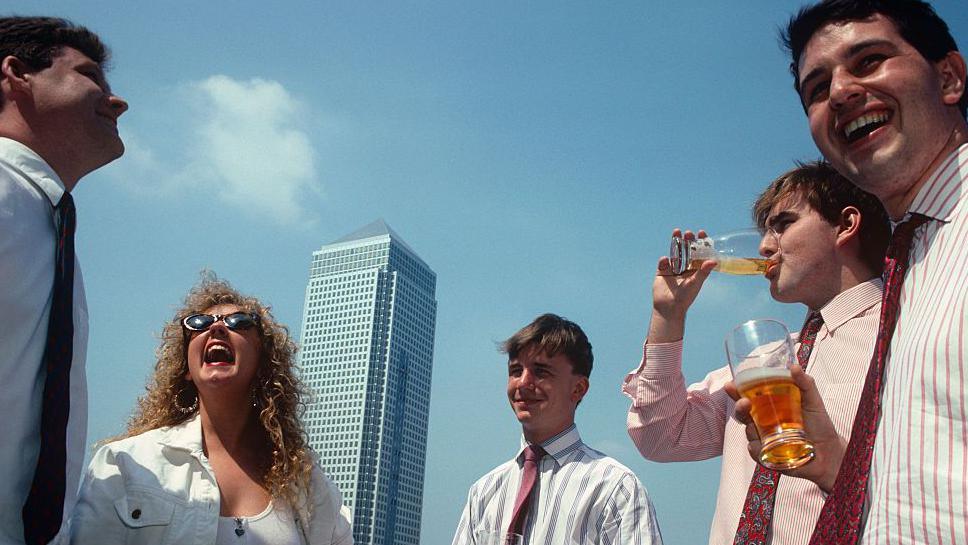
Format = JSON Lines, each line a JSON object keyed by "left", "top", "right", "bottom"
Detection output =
{"left": 809, "top": 214, "right": 929, "bottom": 545}
{"left": 507, "top": 444, "right": 546, "bottom": 538}
{"left": 734, "top": 311, "right": 824, "bottom": 545}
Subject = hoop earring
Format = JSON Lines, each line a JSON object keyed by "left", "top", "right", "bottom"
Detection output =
{"left": 174, "top": 383, "right": 198, "bottom": 415}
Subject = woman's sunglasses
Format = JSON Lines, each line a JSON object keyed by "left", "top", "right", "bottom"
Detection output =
{"left": 182, "top": 312, "right": 260, "bottom": 332}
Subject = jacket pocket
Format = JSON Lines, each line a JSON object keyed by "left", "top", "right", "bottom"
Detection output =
{"left": 113, "top": 488, "right": 175, "bottom": 540}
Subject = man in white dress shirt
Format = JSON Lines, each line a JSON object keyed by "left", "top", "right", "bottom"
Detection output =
{"left": 0, "top": 16, "right": 128, "bottom": 545}
{"left": 734, "top": 1, "right": 968, "bottom": 543}
{"left": 452, "top": 313, "right": 663, "bottom": 545}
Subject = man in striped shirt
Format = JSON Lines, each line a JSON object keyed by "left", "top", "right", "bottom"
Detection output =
{"left": 623, "top": 162, "right": 889, "bottom": 545}
{"left": 452, "top": 314, "right": 663, "bottom": 545}
{"left": 732, "top": 1, "right": 968, "bottom": 543}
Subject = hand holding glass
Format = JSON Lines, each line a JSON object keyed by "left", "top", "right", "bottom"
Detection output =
{"left": 669, "top": 229, "right": 776, "bottom": 276}
{"left": 725, "top": 319, "right": 815, "bottom": 470}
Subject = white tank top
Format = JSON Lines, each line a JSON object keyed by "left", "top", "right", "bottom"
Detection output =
{"left": 215, "top": 501, "right": 302, "bottom": 545}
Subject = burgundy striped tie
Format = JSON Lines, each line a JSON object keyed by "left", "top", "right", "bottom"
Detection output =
{"left": 507, "top": 444, "right": 546, "bottom": 539}
{"left": 734, "top": 311, "right": 824, "bottom": 545}
{"left": 22, "top": 192, "right": 76, "bottom": 545}
{"left": 809, "top": 213, "right": 929, "bottom": 545}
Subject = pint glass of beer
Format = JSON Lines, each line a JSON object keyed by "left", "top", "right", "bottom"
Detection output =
{"left": 669, "top": 229, "right": 777, "bottom": 276}
{"left": 725, "top": 319, "right": 814, "bottom": 470}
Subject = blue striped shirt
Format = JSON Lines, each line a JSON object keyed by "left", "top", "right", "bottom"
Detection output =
{"left": 452, "top": 425, "right": 663, "bottom": 545}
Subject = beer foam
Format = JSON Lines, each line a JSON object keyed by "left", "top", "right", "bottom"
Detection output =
{"left": 734, "top": 366, "right": 791, "bottom": 388}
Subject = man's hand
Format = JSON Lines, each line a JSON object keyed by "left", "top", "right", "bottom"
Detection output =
{"left": 724, "top": 364, "right": 847, "bottom": 493}
{"left": 648, "top": 229, "right": 717, "bottom": 343}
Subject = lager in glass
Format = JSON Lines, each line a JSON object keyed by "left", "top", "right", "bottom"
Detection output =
{"left": 669, "top": 229, "right": 776, "bottom": 276}
{"left": 725, "top": 319, "right": 814, "bottom": 470}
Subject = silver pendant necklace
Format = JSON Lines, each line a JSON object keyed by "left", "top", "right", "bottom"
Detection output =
{"left": 234, "top": 517, "right": 245, "bottom": 537}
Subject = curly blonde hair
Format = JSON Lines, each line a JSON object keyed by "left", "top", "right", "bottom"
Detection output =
{"left": 122, "top": 273, "right": 314, "bottom": 511}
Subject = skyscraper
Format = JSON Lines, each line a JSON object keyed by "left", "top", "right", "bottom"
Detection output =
{"left": 299, "top": 219, "right": 437, "bottom": 545}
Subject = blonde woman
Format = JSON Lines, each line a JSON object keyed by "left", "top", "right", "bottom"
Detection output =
{"left": 71, "top": 276, "right": 352, "bottom": 544}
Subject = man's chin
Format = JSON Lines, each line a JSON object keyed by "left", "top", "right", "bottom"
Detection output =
{"left": 769, "top": 285, "right": 797, "bottom": 305}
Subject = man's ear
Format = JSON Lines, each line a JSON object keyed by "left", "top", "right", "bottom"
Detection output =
{"left": 835, "top": 206, "right": 862, "bottom": 248}
{"left": 936, "top": 51, "right": 967, "bottom": 108}
{"left": 1, "top": 56, "right": 32, "bottom": 95}
{"left": 572, "top": 376, "right": 589, "bottom": 403}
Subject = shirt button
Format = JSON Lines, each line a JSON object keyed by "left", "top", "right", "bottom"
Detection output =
{"left": 131, "top": 508, "right": 141, "bottom": 519}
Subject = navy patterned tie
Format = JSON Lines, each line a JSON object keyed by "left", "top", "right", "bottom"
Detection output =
{"left": 22, "top": 192, "right": 76, "bottom": 545}
{"left": 734, "top": 311, "right": 824, "bottom": 545}
{"left": 809, "top": 213, "right": 929, "bottom": 545}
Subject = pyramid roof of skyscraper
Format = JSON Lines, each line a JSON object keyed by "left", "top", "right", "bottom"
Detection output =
{"left": 328, "top": 218, "right": 422, "bottom": 261}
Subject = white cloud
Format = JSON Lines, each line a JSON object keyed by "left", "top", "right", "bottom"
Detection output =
{"left": 103, "top": 75, "right": 321, "bottom": 226}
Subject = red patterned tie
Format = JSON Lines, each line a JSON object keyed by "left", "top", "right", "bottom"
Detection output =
{"left": 809, "top": 213, "right": 929, "bottom": 545}
{"left": 734, "top": 311, "right": 824, "bottom": 545}
{"left": 22, "top": 192, "right": 76, "bottom": 545}
{"left": 507, "top": 444, "right": 546, "bottom": 538}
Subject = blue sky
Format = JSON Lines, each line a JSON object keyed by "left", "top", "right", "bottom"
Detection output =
{"left": 11, "top": 1, "right": 968, "bottom": 543}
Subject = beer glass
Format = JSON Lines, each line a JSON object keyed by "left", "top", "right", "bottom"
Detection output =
{"left": 669, "top": 229, "right": 776, "bottom": 276}
{"left": 473, "top": 530, "right": 523, "bottom": 545}
{"left": 725, "top": 319, "right": 815, "bottom": 470}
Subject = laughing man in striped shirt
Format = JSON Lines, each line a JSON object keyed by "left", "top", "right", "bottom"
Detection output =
{"left": 452, "top": 314, "right": 663, "bottom": 545}
{"left": 731, "top": 2, "right": 968, "bottom": 543}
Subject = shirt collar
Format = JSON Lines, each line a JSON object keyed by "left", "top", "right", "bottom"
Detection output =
{"left": 0, "top": 137, "right": 68, "bottom": 208}
{"left": 906, "top": 142, "right": 968, "bottom": 223}
{"left": 516, "top": 423, "right": 583, "bottom": 467}
{"left": 155, "top": 414, "right": 205, "bottom": 456}
{"left": 817, "top": 278, "right": 883, "bottom": 333}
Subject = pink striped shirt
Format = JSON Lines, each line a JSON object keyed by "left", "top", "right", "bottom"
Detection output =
{"left": 864, "top": 143, "right": 968, "bottom": 545}
{"left": 623, "top": 280, "right": 882, "bottom": 545}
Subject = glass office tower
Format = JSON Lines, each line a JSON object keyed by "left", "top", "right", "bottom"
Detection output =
{"left": 300, "top": 219, "right": 437, "bottom": 545}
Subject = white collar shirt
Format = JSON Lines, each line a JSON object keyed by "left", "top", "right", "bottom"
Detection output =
{"left": 0, "top": 137, "right": 88, "bottom": 545}
{"left": 863, "top": 142, "right": 968, "bottom": 544}
{"left": 452, "top": 424, "right": 663, "bottom": 545}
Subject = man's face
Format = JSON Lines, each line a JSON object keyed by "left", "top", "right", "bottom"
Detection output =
{"left": 760, "top": 195, "right": 841, "bottom": 310}
{"left": 25, "top": 47, "right": 128, "bottom": 174}
{"left": 797, "top": 15, "right": 964, "bottom": 217}
{"left": 507, "top": 345, "right": 588, "bottom": 442}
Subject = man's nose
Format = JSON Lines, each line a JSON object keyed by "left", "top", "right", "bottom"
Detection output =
{"left": 759, "top": 230, "right": 780, "bottom": 258}
{"left": 108, "top": 94, "right": 129, "bottom": 118}
{"left": 518, "top": 369, "right": 536, "bottom": 388}
{"left": 829, "top": 67, "right": 864, "bottom": 111}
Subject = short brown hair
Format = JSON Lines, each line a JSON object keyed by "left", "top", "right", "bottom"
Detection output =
{"left": 501, "top": 313, "right": 593, "bottom": 377}
{"left": 753, "top": 160, "right": 891, "bottom": 273}
{"left": 0, "top": 16, "right": 109, "bottom": 108}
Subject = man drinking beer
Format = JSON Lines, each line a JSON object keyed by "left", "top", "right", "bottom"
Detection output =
{"left": 622, "top": 161, "right": 889, "bottom": 545}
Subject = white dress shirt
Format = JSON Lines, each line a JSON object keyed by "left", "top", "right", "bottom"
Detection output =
{"left": 0, "top": 137, "right": 88, "bottom": 545}
{"left": 862, "top": 143, "right": 968, "bottom": 545}
{"left": 452, "top": 424, "right": 663, "bottom": 545}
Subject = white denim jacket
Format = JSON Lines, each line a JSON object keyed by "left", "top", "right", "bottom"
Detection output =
{"left": 69, "top": 415, "right": 353, "bottom": 545}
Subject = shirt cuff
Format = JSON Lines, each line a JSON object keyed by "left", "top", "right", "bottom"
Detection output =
{"left": 641, "top": 339, "right": 684, "bottom": 376}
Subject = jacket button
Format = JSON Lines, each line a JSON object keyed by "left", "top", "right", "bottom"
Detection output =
{"left": 132, "top": 508, "right": 141, "bottom": 519}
